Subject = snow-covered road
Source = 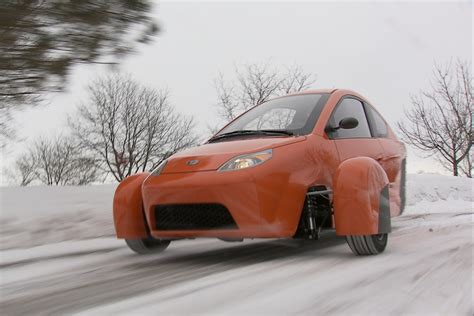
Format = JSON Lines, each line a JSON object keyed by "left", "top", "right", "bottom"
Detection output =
{"left": 1, "top": 213, "right": 472, "bottom": 315}
{"left": 0, "top": 174, "right": 472, "bottom": 315}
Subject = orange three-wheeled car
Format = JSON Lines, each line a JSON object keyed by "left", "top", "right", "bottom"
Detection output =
{"left": 113, "top": 89, "right": 406, "bottom": 256}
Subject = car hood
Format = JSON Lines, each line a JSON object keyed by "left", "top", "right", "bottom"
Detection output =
{"left": 162, "top": 136, "right": 306, "bottom": 174}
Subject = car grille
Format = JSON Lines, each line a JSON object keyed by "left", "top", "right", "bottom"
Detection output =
{"left": 154, "top": 203, "right": 238, "bottom": 230}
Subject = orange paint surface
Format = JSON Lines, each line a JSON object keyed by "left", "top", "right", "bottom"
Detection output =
{"left": 113, "top": 89, "right": 406, "bottom": 239}
{"left": 113, "top": 173, "right": 149, "bottom": 238}
{"left": 333, "top": 157, "right": 389, "bottom": 235}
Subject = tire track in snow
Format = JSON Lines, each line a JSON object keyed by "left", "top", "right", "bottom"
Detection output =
{"left": 0, "top": 233, "right": 345, "bottom": 315}
{"left": 0, "top": 214, "right": 472, "bottom": 315}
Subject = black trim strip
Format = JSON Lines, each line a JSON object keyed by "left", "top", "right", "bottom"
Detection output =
{"left": 378, "top": 185, "right": 391, "bottom": 233}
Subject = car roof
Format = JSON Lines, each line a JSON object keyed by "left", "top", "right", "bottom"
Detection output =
{"left": 287, "top": 88, "right": 362, "bottom": 96}
{"left": 274, "top": 89, "right": 366, "bottom": 103}
{"left": 288, "top": 88, "right": 337, "bottom": 95}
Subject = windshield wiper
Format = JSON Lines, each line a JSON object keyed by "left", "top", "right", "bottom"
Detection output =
{"left": 259, "top": 129, "right": 294, "bottom": 136}
{"left": 208, "top": 129, "right": 294, "bottom": 143}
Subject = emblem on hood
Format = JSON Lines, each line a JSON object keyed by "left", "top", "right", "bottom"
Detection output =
{"left": 187, "top": 159, "right": 199, "bottom": 166}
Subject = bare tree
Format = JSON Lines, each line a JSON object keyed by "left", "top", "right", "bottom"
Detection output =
{"left": 0, "top": 104, "right": 16, "bottom": 148}
{"left": 398, "top": 60, "right": 473, "bottom": 177}
{"left": 213, "top": 62, "right": 316, "bottom": 126}
{"left": 236, "top": 62, "right": 285, "bottom": 112}
{"left": 279, "top": 65, "right": 317, "bottom": 95}
{"left": 459, "top": 150, "right": 472, "bottom": 178}
{"left": 0, "top": 0, "right": 158, "bottom": 107}
{"left": 5, "top": 152, "right": 38, "bottom": 186}
{"left": 9, "top": 136, "right": 99, "bottom": 186}
{"left": 0, "top": 0, "right": 159, "bottom": 146}
{"left": 214, "top": 72, "right": 239, "bottom": 122}
{"left": 70, "top": 75, "right": 197, "bottom": 182}
{"left": 69, "top": 156, "right": 102, "bottom": 186}
{"left": 35, "top": 136, "right": 100, "bottom": 185}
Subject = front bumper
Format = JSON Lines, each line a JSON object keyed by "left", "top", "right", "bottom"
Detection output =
{"left": 142, "top": 167, "right": 306, "bottom": 239}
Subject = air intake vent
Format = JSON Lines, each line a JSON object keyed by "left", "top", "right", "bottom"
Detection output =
{"left": 154, "top": 203, "right": 238, "bottom": 230}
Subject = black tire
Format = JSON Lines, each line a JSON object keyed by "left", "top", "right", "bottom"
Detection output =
{"left": 399, "top": 158, "right": 407, "bottom": 214}
{"left": 345, "top": 234, "right": 388, "bottom": 255}
{"left": 125, "top": 237, "right": 170, "bottom": 255}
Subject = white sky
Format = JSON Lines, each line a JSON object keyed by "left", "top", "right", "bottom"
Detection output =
{"left": 2, "top": 1, "right": 472, "bottom": 182}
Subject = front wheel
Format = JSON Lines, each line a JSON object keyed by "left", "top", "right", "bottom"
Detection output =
{"left": 345, "top": 234, "right": 388, "bottom": 255}
{"left": 125, "top": 237, "right": 171, "bottom": 255}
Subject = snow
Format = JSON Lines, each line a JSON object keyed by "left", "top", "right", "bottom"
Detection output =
{"left": 0, "top": 184, "right": 117, "bottom": 250}
{"left": 0, "top": 183, "right": 117, "bottom": 217}
{"left": 405, "top": 173, "right": 472, "bottom": 210}
{"left": 0, "top": 238, "right": 122, "bottom": 286}
{"left": 78, "top": 224, "right": 473, "bottom": 315}
{"left": 0, "top": 173, "right": 472, "bottom": 314}
{"left": 1, "top": 173, "right": 471, "bottom": 250}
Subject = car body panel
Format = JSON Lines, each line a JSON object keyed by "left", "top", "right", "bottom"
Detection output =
{"left": 141, "top": 137, "right": 339, "bottom": 238}
{"left": 162, "top": 136, "right": 307, "bottom": 174}
{"left": 113, "top": 89, "right": 407, "bottom": 240}
{"left": 333, "top": 157, "right": 390, "bottom": 235}
{"left": 113, "top": 173, "right": 149, "bottom": 239}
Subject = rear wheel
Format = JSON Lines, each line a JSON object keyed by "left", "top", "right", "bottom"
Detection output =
{"left": 345, "top": 234, "right": 388, "bottom": 255}
{"left": 125, "top": 237, "right": 170, "bottom": 255}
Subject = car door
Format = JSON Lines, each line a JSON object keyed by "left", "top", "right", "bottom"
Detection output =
{"left": 326, "top": 96, "right": 385, "bottom": 164}
{"left": 364, "top": 103, "right": 403, "bottom": 183}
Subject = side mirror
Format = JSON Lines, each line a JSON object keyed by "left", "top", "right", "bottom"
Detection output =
{"left": 339, "top": 117, "right": 358, "bottom": 130}
{"left": 325, "top": 117, "right": 359, "bottom": 134}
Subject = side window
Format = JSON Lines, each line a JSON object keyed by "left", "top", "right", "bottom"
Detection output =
{"left": 366, "top": 105, "right": 388, "bottom": 138}
{"left": 328, "top": 98, "right": 371, "bottom": 139}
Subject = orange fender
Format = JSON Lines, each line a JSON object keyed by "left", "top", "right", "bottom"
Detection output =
{"left": 333, "top": 157, "right": 390, "bottom": 236}
{"left": 113, "top": 173, "right": 150, "bottom": 239}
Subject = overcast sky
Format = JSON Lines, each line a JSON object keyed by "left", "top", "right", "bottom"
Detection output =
{"left": 3, "top": 0, "right": 472, "bottom": 180}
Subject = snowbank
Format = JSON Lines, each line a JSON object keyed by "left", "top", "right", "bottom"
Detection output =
{"left": 406, "top": 173, "right": 472, "bottom": 206}
{"left": 0, "top": 184, "right": 117, "bottom": 218}
{"left": 0, "top": 174, "right": 471, "bottom": 250}
{"left": 405, "top": 173, "right": 473, "bottom": 216}
{"left": 0, "top": 184, "right": 117, "bottom": 250}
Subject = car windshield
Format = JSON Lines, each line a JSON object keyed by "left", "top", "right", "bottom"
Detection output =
{"left": 215, "top": 93, "right": 329, "bottom": 138}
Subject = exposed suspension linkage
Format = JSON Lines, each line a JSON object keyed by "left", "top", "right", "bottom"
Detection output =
{"left": 304, "top": 187, "right": 333, "bottom": 240}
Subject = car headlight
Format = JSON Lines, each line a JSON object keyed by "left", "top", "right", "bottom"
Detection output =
{"left": 150, "top": 160, "right": 168, "bottom": 176}
{"left": 218, "top": 149, "right": 272, "bottom": 171}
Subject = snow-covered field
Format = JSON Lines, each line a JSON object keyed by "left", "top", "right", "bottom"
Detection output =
{"left": 0, "top": 174, "right": 472, "bottom": 315}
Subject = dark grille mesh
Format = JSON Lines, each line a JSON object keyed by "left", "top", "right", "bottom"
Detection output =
{"left": 154, "top": 204, "right": 238, "bottom": 230}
